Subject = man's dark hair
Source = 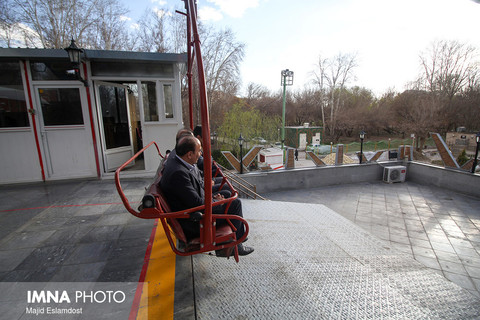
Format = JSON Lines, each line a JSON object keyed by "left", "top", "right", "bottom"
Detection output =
{"left": 176, "top": 135, "right": 198, "bottom": 157}
{"left": 193, "top": 125, "right": 202, "bottom": 138}
{"left": 176, "top": 128, "right": 193, "bottom": 143}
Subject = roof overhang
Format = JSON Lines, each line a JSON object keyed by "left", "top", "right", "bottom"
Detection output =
{"left": 0, "top": 48, "right": 187, "bottom": 63}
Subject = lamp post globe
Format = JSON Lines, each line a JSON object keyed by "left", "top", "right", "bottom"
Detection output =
{"left": 359, "top": 131, "right": 366, "bottom": 164}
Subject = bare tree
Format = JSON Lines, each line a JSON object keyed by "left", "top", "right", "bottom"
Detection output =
{"left": 311, "top": 55, "right": 329, "bottom": 138}
{"left": 13, "top": 0, "right": 99, "bottom": 48}
{"left": 418, "top": 40, "right": 478, "bottom": 101}
{"left": 202, "top": 26, "right": 245, "bottom": 95}
{"left": 392, "top": 89, "right": 447, "bottom": 149}
{"left": 311, "top": 52, "right": 357, "bottom": 140}
{"left": 87, "top": 0, "right": 130, "bottom": 50}
{"left": 0, "top": 0, "right": 19, "bottom": 47}
{"left": 10, "top": 0, "right": 130, "bottom": 49}
{"left": 414, "top": 39, "right": 479, "bottom": 132}
{"left": 199, "top": 25, "right": 245, "bottom": 126}
{"left": 289, "top": 88, "right": 318, "bottom": 126}
{"left": 326, "top": 53, "right": 357, "bottom": 138}
{"left": 168, "top": 7, "right": 187, "bottom": 54}
{"left": 135, "top": 7, "right": 170, "bottom": 52}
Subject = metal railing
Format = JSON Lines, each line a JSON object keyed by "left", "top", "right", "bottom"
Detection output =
{"left": 217, "top": 164, "right": 268, "bottom": 200}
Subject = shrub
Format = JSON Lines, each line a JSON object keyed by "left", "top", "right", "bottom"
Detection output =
{"left": 457, "top": 149, "right": 469, "bottom": 166}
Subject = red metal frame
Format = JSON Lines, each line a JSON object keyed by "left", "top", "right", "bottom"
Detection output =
{"left": 23, "top": 61, "right": 46, "bottom": 181}
{"left": 184, "top": 0, "right": 214, "bottom": 247}
{"left": 82, "top": 62, "right": 101, "bottom": 178}
{"left": 115, "top": 142, "right": 248, "bottom": 262}
{"left": 115, "top": 0, "right": 249, "bottom": 262}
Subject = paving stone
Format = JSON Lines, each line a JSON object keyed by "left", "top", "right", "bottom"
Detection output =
{"left": 443, "top": 271, "right": 476, "bottom": 291}
{"left": 412, "top": 246, "right": 437, "bottom": 259}
{"left": 438, "top": 260, "right": 468, "bottom": 276}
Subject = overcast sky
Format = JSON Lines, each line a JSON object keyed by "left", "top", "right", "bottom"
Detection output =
{"left": 122, "top": 0, "right": 480, "bottom": 97}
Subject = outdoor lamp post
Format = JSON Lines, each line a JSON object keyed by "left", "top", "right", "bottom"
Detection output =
{"left": 281, "top": 69, "right": 294, "bottom": 151}
{"left": 359, "top": 131, "right": 366, "bottom": 164}
{"left": 212, "top": 131, "right": 217, "bottom": 149}
{"left": 64, "top": 39, "right": 88, "bottom": 86}
{"left": 238, "top": 134, "right": 245, "bottom": 174}
{"left": 472, "top": 131, "right": 480, "bottom": 173}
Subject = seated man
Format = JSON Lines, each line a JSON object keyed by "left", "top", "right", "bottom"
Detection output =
{"left": 193, "top": 125, "right": 231, "bottom": 195}
{"left": 159, "top": 135, "right": 253, "bottom": 256}
{"left": 162, "top": 127, "right": 230, "bottom": 198}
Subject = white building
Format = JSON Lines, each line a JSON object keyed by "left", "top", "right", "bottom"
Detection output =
{"left": 258, "top": 147, "right": 284, "bottom": 170}
{"left": 0, "top": 48, "right": 186, "bottom": 184}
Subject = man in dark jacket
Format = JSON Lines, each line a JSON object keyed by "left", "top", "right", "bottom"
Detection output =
{"left": 160, "top": 135, "right": 253, "bottom": 256}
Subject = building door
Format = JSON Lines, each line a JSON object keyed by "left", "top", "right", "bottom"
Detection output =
{"left": 35, "top": 86, "right": 97, "bottom": 179}
{"left": 299, "top": 133, "right": 307, "bottom": 149}
{"left": 95, "top": 82, "right": 134, "bottom": 172}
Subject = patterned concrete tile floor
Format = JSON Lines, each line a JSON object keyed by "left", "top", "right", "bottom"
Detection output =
{"left": 0, "top": 179, "right": 154, "bottom": 284}
{"left": 264, "top": 181, "right": 480, "bottom": 298}
{"left": 1, "top": 177, "right": 479, "bottom": 317}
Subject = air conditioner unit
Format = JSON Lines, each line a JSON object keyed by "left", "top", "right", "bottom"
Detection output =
{"left": 383, "top": 166, "right": 406, "bottom": 183}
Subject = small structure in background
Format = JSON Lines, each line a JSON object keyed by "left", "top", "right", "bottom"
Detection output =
{"left": 284, "top": 123, "right": 322, "bottom": 150}
{"left": 321, "top": 153, "right": 356, "bottom": 165}
{"left": 306, "top": 151, "right": 326, "bottom": 167}
{"left": 257, "top": 147, "right": 283, "bottom": 170}
{"left": 398, "top": 145, "right": 414, "bottom": 162}
{"left": 221, "top": 146, "right": 262, "bottom": 174}
{"left": 446, "top": 128, "right": 478, "bottom": 157}
{"left": 335, "top": 144, "right": 344, "bottom": 165}
{"left": 285, "top": 148, "right": 295, "bottom": 169}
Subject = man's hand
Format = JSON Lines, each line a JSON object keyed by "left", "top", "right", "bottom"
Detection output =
{"left": 213, "top": 193, "right": 224, "bottom": 201}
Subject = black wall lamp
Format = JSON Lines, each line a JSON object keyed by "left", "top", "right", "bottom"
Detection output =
{"left": 64, "top": 39, "right": 88, "bottom": 87}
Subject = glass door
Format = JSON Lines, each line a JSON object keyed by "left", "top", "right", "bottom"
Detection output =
{"left": 35, "top": 86, "right": 97, "bottom": 179}
{"left": 95, "top": 82, "right": 134, "bottom": 172}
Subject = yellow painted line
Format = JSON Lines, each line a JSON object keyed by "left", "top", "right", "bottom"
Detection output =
{"left": 136, "top": 222, "right": 177, "bottom": 320}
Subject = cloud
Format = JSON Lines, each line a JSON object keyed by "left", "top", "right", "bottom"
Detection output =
{"left": 206, "top": 0, "right": 259, "bottom": 18}
{"left": 153, "top": 8, "right": 170, "bottom": 18}
{"left": 199, "top": 6, "right": 223, "bottom": 21}
{"left": 119, "top": 15, "right": 131, "bottom": 22}
{"left": 151, "top": 0, "right": 167, "bottom": 5}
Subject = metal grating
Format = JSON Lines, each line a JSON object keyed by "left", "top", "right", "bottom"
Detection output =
{"left": 191, "top": 201, "right": 480, "bottom": 319}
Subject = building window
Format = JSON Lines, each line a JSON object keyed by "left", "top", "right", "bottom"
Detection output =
{"left": 0, "top": 62, "right": 29, "bottom": 128}
{"left": 38, "top": 88, "right": 83, "bottom": 126}
{"left": 142, "top": 81, "right": 158, "bottom": 122}
{"left": 163, "top": 84, "right": 173, "bottom": 119}
{"left": 30, "top": 61, "right": 75, "bottom": 81}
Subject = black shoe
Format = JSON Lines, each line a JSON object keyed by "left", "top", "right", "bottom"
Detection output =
{"left": 237, "top": 243, "right": 254, "bottom": 256}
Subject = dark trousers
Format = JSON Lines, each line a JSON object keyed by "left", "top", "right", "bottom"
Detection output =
{"left": 180, "top": 198, "right": 245, "bottom": 241}
{"left": 214, "top": 198, "right": 245, "bottom": 240}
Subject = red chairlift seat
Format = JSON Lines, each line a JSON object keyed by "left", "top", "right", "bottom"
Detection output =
{"left": 115, "top": 141, "right": 249, "bottom": 262}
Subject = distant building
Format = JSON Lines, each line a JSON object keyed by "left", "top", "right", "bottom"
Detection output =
{"left": 284, "top": 123, "right": 322, "bottom": 150}
{"left": 0, "top": 48, "right": 186, "bottom": 184}
{"left": 258, "top": 147, "right": 283, "bottom": 170}
{"left": 445, "top": 129, "right": 478, "bottom": 156}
